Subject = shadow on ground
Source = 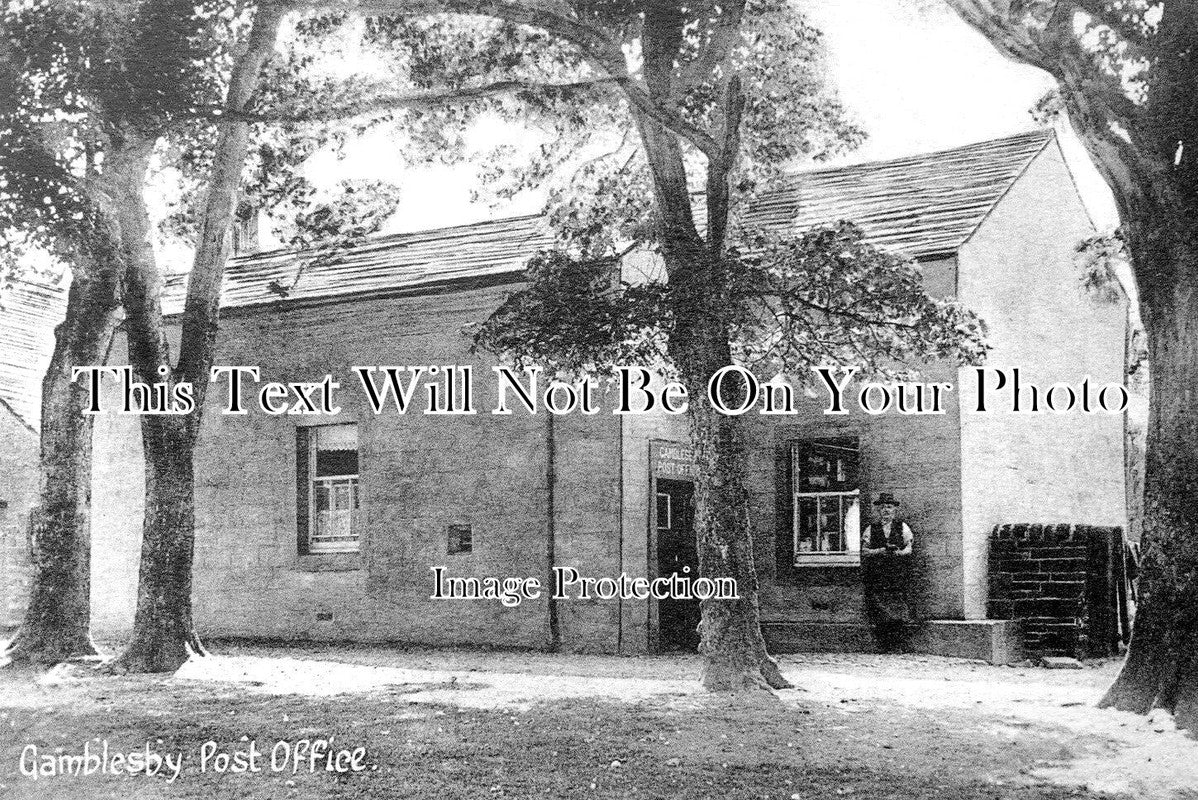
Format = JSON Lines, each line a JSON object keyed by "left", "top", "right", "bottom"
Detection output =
{"left": 0, "top": 644, "right": 1192, "bottom": 800}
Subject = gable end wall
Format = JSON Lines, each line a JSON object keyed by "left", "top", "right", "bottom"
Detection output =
{"left": 956, "top": 142, "right": 1127, "bottom": 619}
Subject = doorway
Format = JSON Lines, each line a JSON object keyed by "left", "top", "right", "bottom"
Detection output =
{"left": 655, "top": 478, "right": 699, "bottom": 651}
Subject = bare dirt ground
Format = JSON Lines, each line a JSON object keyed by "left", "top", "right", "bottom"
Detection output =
{"left": 1, "top": 643, "right": 1195, "bottom": 800}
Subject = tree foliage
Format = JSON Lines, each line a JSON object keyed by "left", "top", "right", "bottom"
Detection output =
{"left": 0, "top": 0, "right": 414, "bottom": 670}
{"left": 945, "top": 0, "right": 1198, "bottom": 732}
{"left": 1, "top": 0, "right": 223, "bottom": 234}
{"left": 475, "top": 222, "right": 988, "bottom": 381}
{"left": 463, "top": 1, "right": 868, "bottom": 254}
{"left": 473, "top": 249, "right": 672, "bottom": 378}
{"left": 2, "top": 0, "right": 411, "bottom": 277}
{"left": 425, "top": 0, "right": 991, "bottom": 689}
{"left": 1075, "top": 230, "right": 1130, "bottom": 305}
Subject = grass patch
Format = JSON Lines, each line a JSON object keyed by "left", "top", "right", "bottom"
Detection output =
{"left": 0, "top": 664, "right": 1122, "bottom": 800}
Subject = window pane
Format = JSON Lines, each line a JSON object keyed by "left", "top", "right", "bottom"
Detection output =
{"left": 313, "top": 424, "right": 357, "bottom": 450}
{"left": 797, "top": 496, "right": 818, "bottom": 551}
{"left": 821, "top": 500, "right": 843, "bottom": 551}
{"left": 333, "top": 482, "right": 351, "bottom": 512}
{"left": 306, "top": 424, "right": 360, "bottom": 553}
{"left": 844, "top": 497, "right": 861, "bottom": 552}
{"left": 312, "top": 480, "right": 359, "bottom": 551}
{"left": 794, "top": 494, "right": 862, "bottom": 555}
{"left": 316, "top": 449, "right": 358, "bottom": 477}
{"left": 794, "top": 438, "right": 859, "bottom": 493}
{"left": 792, "top": 437, "right": 861, "bottom": 558}
{"left": 332, "top": 507, "right": 351, "bottom": 539}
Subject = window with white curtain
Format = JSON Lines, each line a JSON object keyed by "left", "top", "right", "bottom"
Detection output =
{"left": 298, "top": 424, "right": 360, "bottom": 554}
{"left": 792, "top": 438, "right": 861, "bottom": 565}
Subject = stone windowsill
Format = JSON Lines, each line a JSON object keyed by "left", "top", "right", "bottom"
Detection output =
{"left": 294, "top": 552, "right": 362, "bottom": 572}
{"left": 794, "top": 553, "right": 861, "bottom": 568}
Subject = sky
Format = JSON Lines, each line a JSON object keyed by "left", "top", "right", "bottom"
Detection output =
{"left": 806, "top": 0, "right": 1053, "bottom": 161}
{"left": 307, "top": 0, "right": 1120, "bottom": 239}
{"left": 804, "top": 0, "right": 1117, "bottom": 229}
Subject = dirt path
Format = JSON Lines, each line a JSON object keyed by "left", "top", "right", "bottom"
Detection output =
{"left": 2, "top": 646, "right": 1195, "bottom": 799}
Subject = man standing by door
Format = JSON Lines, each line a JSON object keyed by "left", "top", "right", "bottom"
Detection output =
{"left": 861, "top": 493, "right": 915, "bottom": 653}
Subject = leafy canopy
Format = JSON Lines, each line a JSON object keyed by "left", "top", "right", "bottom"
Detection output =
{"left": 474, "top": 222, "right": 988, "bottom": 382}
{"left": 0, "top": 1, "right": 416, "bottom": 287}
{"left": 437, "top": 1, "right": 990, "bottom": 382}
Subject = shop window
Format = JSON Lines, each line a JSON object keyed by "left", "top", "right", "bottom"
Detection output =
{"left": 791, "top": 437, "right": 860, "bottom": 564}
{"left": 297, "top": 424, "right": 360, "bottom": 554}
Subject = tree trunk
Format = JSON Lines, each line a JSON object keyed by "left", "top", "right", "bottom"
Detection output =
{"left": 112, "top": 417, "right": 203, "bottom": 672}
{"left": 110, "top": 4, "right": 283, "bottom": 672}
{"left": 99, "top": 132, "right": 204, "bottom": 674}
{"left": 1102, "top": 5, "right": 1198, "bottom": 732}
{"left": 942, "top": 0, "right": 1198, "bottom": 732}
{"left": 662, "top": 220, "right": 790, "bottom": 690}
{"left": 628, "top": 11, "right": 787, "bottom": 686}
{"left": 689, "top": 389, "right": 791, "bottom": 691}
{"left": 3, "top": 274, "right": 121, "bottom": 665}
{"left": 1100, "top": 220, "right": 1198, "bottom": 730}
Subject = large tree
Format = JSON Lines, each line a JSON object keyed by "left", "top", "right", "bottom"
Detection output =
{"left": 0, "top": 0, "right": 236, "bottom": 666}
{"left": 945, "top": 0, "right": 1198, "bottom": 730}
{"left": 0, "top": 0, "right": 404, "bottom": 670}
{"left": 3, "top": 0, "right": 986, "bottom": 682}
{"left": 358, "top": 1, "right": 988, "bottom": 688}
{"left": 2, "top": 0, "right": 623, "bottom": 671}
{"left": 0, "top": 34, "right": 124, "bottom": 664}
{"left": 111, "top": 1, "right": 291, "bottom": 672}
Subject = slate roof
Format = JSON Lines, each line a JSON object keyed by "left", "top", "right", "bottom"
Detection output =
{"left": 0, "top": 130, "right": 1058, "bottom": 422}
{"left": 164, "top": 129, "right": 1056, "bottom": 315}
{"left": 746, "top": 128, "right": 1055, "bottom": 260}
{"left": 162, "top": 214, "right": 553, "bottom": 316}
{"left": 0, "top": 276, "right": 67, "bottom": 430}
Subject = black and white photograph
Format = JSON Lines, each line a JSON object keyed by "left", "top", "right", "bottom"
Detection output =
{"left": 0, "top": 1, "right": 1195, "bottom": 798}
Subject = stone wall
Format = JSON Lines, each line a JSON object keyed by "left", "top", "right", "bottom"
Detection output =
{"left": 0, "top": 406, "right": 37, "bottom": 631}
{"left": 91, "top": 283, "right": 626, "bottom": 651}
{"left": 750, "top": 256, "right": 966, "bottom": 631}
{"left": 957, "top": 141, "right": 1128, "bottom": 619}
{"left": 751, "top": 388, "right": 964, "bottom": 630}
{"left": 85, "top": 142, "right": 1129, "bottom": 654}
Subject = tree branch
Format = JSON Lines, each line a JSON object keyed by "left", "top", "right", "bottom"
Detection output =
{"left": 620, "top": 80, "right": 721, "bottom": 159}
{"left": 676, "top": 0, "right": 748, "bottom": 92}
{"left": 945, "top": 0, "right": 1153, "bottom": 218}
{"left": 705, "top": 74, "right": 744, "bottom": 258}
{"left": 329, "top": 0, "right": 724, "bottom": 155}
{"left": 176, "top": 1, "right": 288, "bottom": 423}
{"left": 340, "top": 0, "right": 613, "bottom": 55}
{"left": 786, "top": 294, "right": 923, "bottom": 332}
{"left": 234, "top": 76, "right": 623, "bottom": 122}
{"left": 1073, "top": 0, "right": 1151, "bottom": 47}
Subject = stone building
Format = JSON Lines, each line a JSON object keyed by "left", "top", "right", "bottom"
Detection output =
{"left": 0, "top": 397, "right": 37, "bottom": 633}
{"left": 82, "top": 129, "right": 1126, "bottom": 661}
{"left": 0, "top": 276, "right": 66, "bottom": 631}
